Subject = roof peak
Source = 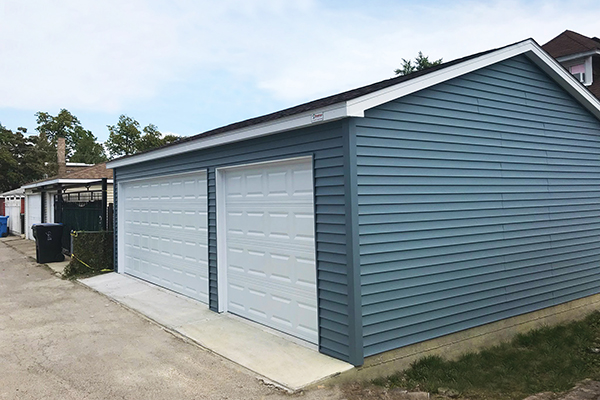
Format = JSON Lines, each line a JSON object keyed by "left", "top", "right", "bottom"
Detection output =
{"left": 542, "top": 30, "right": 600, "bottom": 58}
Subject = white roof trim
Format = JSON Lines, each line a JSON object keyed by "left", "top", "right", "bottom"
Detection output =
{"left": 108, "top": 102, "right": 351, "bottom": 168}
{"left": 22, "top": 178, "right": 114, "bottom": 190}
{"left": 556, "top": 50, "right": 600, "bottom": 63}
{"left": 107, "top": 39, "right": 600, "bottom": 169}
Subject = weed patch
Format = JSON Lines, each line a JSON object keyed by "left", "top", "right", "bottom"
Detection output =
{"left": 63, "top": 231, "right": 113, "bottom": 279}
{"left": 373, "top": 312, "right": 600, "bottom": 400}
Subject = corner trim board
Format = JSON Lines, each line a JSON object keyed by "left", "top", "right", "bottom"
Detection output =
{"left": 343, "top": 118, "right": 364, "bottom": 366}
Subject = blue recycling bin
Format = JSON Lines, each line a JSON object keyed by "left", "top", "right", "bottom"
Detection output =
{"left": 0, "top": 216, "right": 8, "bottom": 237}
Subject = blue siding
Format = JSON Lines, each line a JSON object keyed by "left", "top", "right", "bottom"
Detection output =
{"left": 355, "top": 55, "right": 600, "bottom": 357}
{"left": 114, "top": 122, "right": 359, "bottom": 363}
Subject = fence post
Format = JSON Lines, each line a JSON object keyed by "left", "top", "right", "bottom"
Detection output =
{"left": 101, "top": 178, "right": 108, "bottom": 231}
{"left": 56, "top": 185, "right": 63, "bottom": 223}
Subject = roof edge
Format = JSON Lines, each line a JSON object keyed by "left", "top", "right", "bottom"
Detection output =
{"left": 108, "top": 38, "right": 600, "bottom": 169}
{"left": 108, "top": 102, "right": 351, "bottom": 168}
{"left": 22, "top": 178, "right": 114, "bottom": 190}
{"left": 556, "top": 49, "right": 600, "bottom": 62}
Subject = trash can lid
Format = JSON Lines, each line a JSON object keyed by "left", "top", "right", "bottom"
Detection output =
{"left": 32, "top": 223, "right": 63, "bottom": 227}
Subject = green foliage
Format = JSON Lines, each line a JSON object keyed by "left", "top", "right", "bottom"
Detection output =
{"left": 137, "top": 123, "right": 164, "bottom": 152}
{"left": 395, "top": 51, "right": 443, "bottom": 76}
{"left": 35, "top": 109, "right": 106, "bottom": 163}
{"left": 106, "top": 115, "right": 141, "bottom": 157}
{"left": 375, "top": 312, "right": 600, "bottom": 400}
{"left": 106, "top": 115, "right": 179, "bottom": 158}
{"left": 0, "top": 124, "right": 56, "bottom": 192}
{"left": 70, "top": 135, "right": 107, "bottom": 164}
{"left": 0, "top": 124, "right": 22, "bottom": 192}
{"left": 64, "top": 231, "right": 113, "bottom": 278}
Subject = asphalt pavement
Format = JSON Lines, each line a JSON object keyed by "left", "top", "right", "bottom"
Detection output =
{"left": 0, "top": 239, "right": 343, "bottom": 400}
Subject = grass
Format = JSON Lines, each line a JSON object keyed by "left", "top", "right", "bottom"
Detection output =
{"left": 373, "top": 312, "right": 600, "bottom": 400}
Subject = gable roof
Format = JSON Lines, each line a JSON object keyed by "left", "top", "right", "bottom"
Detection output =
{"left": 0, "top": 187, "right": 25, "bottom": 198}
{"left": 542, "top": 30, "right": 600, "bottom": 100}
{"left": 108, "top": 38, "right": 600, "bottom": 169}
{"left": 542, "top": 30, "right": 600, "bottom": 59}
{"left": 22, "top": 162, "right": 113, "bottom": 190}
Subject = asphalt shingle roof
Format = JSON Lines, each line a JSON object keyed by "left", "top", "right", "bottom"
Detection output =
{"left": 542, "top": 30, "right": 600, "bottom": 59}
{"left": 542, "top": 30, "right": 600, "bottom": 100}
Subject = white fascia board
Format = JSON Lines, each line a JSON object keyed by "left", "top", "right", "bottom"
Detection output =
{"left": 525, "top": 46, "right": 600, "bottom": 120}
{"left": 22, "top": 178, "right": 113, "bottom": 190}
{"left": 345, "top": 40, "right": 536, "bottom": 115}
{"left": 347, "top": 39, "right": 600, "bottom": 119}
{"left": 107, "top": 39, "right": 600, "bottom": 170}
{"left": 107, "top": 102, "right": 350, "bottom": 169}
{"left": 556, "top": 50, "right": 600, "bottom": 63}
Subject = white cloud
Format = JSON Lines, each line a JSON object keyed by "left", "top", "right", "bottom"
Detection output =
{"left": 1, "top": 0, "right": 600, "bottom": 114}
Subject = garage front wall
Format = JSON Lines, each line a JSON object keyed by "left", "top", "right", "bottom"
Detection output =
{"left": 115, "top": 122, "right": 360, "bottom": 363}
{"left": 355, "top": 54, "right": 600, "bottom": 357}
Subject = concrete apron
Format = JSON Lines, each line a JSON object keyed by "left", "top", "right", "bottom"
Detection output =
{"left": 79, "top": 273, "right": 353, "bottom": 391}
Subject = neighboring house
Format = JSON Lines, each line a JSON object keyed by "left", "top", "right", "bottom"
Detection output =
{"left": 21, "top": 138, "right": 113, "bottom": 242}
{"left": 22, "top": 163, "right": 113, "bottom": 241}
{"left": 0, "top": 187, "right": 25, "bottom": 235}
{"left": 543, "top": 30, "right": 600, "bottom": 99}
{"left": 107, "top": 38, "right": 600, "bottom": 367}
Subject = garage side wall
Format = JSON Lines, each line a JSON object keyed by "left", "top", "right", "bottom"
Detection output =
{"left": 114, "top": 122, "right": 359, "bottom": 363}
{"left": 355, "top": 54, "right": 600, "bottom": 357}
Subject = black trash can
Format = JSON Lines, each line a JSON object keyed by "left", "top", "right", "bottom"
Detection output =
{"left": 32, "top": 223, "right": 64, "bottom": 263}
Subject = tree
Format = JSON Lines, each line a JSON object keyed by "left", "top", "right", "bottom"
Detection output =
{"left": 106, "top": 116, "right": 180, "bottom": 157}
{"left": 70, "top": 135, "right": 108, "bottom": 164}
{"left": 106, "top": 115, "right": 141, "bottom": 157}
{"left": 0, "top": 124, "right": 22, "bottom": 192}
{"left": 395, "top": 52, "right": 443, "bottom": 76}
{"left": 35, "top": 109, "right": 107, "bottom": 163}
{"left": 137, "top": 124, "right": 163, "bottom": 153}
{"left": 24, "top": 130, "right": 57, "bottom": 181}
{"left": 0, "top": 124, "right": 56, "bottom": 192}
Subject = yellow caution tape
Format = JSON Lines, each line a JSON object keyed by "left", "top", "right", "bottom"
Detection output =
{"left": 70, "top": 252, "right": 112, "bottom": 273}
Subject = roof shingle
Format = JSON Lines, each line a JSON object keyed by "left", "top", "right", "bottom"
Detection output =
{"left": 542, "top": 30, "right": 600, "bottom": 58}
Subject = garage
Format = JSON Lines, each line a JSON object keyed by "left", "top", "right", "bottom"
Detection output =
{"left": 108, "top": 39, "right": 600, "bottom": 366}
{"left": 218, "top": 157, "right": 318, "bottom": 344}
{"left": 26, "top": 193, "right": 42, "bottom": 240}
{"left": 120, "top": 171, "right": 209, "bottom": 304}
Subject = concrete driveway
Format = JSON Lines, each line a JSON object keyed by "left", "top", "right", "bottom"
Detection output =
{"left": 0, "top": 239, "right": 343, "bottom": 400}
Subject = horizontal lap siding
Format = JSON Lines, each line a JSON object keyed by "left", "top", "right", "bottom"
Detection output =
{"left": 115, "top": 123, "right": 353, "bottom": 362}
{"left": 356, "top": 54, "right": 600, "bottom": 357}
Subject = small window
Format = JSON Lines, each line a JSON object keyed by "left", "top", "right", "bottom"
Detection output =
{"left": 570, "top": 64, "right": 586, "bottom": 83}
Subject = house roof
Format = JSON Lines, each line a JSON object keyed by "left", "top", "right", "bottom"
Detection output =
{"left": 21, "top": 163, "right": 113, "bottom": 190}
{"left": 107, "top": 38, "right": 600, "bottom": 169}
{"left": 542, "top": 30, "right": 600, "bottom": 100}
{"left": 542, "top": 30, "right": 600, "bottom": 59}
{"left": 65, "top": 163, "right": 113, "bottom": 180}
{"left": 0, "top": 187, "right": 25, "bottom": 198}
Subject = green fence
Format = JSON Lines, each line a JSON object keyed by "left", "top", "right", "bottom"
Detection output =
{"left": 60, "top": 200, "right": 103, "bottom": 251}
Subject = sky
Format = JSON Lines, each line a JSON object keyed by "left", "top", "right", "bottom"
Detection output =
{"left": 1, "top": 0, "right": 600, "bottom": 143}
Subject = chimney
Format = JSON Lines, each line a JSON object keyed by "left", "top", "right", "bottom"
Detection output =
{"left": 57, "top": 136, "right": 66, "bottom": 177}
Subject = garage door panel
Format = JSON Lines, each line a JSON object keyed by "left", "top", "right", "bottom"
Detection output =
{"left": 27, "top": 194, "right": 42, "bottom": 239}
{"left": 122, "top": 171, "right": 208, "bottom": 304}
{"left": 223, "top": 158, "right": 318, "bottom": 344}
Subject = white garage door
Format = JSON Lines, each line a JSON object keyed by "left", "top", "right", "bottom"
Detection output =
{"left": 121, "top": 171, "right": 209, "bottom": 304}
{"left": 6, "top": 198, "right": 22, "bottom": 235}
{"left": 27, "top": 193, "right": 42, "bottom": 240}
{"left": 221, "top": 157, "right": 318, "bottom": 344}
